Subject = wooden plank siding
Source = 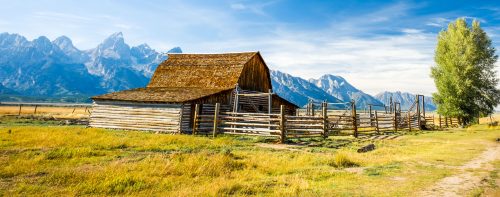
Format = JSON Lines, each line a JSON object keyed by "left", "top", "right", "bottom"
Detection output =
{"left": 238, "top": 54, "right": 272, "bottom": 93}
{"left": 89, "top": 101, "right": 182, "bottom": 133}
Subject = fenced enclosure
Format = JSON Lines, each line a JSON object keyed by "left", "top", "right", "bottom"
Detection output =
{"left": 0, "top": 98, "right": 461, "bottom": 143}
{"left": 192, "top": 98, "right": 461, "bottom": 143}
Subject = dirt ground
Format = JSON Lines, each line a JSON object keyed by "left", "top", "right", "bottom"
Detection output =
{"left": 419, "top": 143, "right": 500, "bottom": 196}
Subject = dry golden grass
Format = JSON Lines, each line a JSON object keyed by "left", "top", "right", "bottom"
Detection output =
{"left": 0, "top": 106, "right": 89, "bottom": 119}
{"left": 0, "top": 117, "right": 498, "bottom": 196}
{"left": 423, "top": 112, "right": 500, "bottom": 125}
{"left": 479, "top": 113, "right": 500, "bottom": 124}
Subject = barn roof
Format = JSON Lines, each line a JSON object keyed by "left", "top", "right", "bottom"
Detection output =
{"left": 93, "top": 52, "right": 262, "bottom": 103}
{"left": 147, "top": 52, "right": 258, "bottom": 89}
{"left": 92, "top": 87, "right": 230, "bottom": 103}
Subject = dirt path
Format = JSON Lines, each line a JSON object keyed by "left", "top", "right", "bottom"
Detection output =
{"left": 255, "top": 143, "right": 306, "bottom": 151}
{"left": 419, "top": 143, "right": 500, "bottom": 197}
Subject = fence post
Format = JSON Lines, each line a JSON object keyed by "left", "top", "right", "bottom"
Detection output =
{"left": 193, "top": 104, "right": 200, "bottom": 135}
{"left": 368, "top": 105, "right": 373, "bottom": 126}
{"left": 438, "top": 114, "right": 442, "bottom": 129}
{"left": 268, "top": 89, "right": 272, "bottom": 114}
{"left": 234, "top": 85, "right": 239, "bottom": 112}
{"left": 34, "top": 105, "right": 38, "bottom": 114}
{"left": 311, "top": 103, "right": 315, "bottom": 116}
{"left": 432, "top": 115, "right": 435, "bottom": 127}
{"left": 416, "top": 95, "right": 421, "bottom": 130}
{"left": 407, "top": 111, "right": 411, "bottom": 131}
{"left": 322, "top": 102, "right": 328, "bottom": 138}
{"left": 393, "top": 107, "right": 398, "bottom": 132}
{"left": 351, "top": 101, "right": 358, "bottom": 138}
{"left": 212, "top": 103, "right": 220, "bottom": 138}
{"left": 18, "top": 104, "right": 22, "bottom": 116}
{"left": 445, "top": 117, "right": 449, "bottom": 128}
{"left": 375, "top": 111, "right": 380, "bottom": 134}
{"left": 306, "top": 101, "right": 311, "bottom": 116}
{"left": 279, "top": 105, "right": 286, "bottom": 144}
{"left": 422, "top": 95, "right": 426, "bottom": 118}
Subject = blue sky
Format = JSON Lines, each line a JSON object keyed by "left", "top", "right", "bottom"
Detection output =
{"left": 1, "top": 0, "right": 500, "bottom": 96}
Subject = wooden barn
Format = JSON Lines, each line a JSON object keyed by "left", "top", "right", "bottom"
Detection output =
{"left": 89, "top": 52, "right": 298, "bottom": 133}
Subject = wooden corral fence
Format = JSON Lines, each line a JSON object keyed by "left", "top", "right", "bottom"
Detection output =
{"left": 192, "top": 100, "right": 462, "bottom": 143}
{"left": 1, "top": 99, "right": 461, "bottom": 143}
{"left": 438, "top": 115, "right": 460, "bottom": 128}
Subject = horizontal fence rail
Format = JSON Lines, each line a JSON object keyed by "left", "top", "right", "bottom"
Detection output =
{"left": 190, "top": 102, "right": 461, "bottom": 143}
{"left": 3, "top": 101, "right": 462, "bottom": 143}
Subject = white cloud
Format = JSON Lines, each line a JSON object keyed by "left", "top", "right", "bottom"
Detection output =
{"left": 193, "top": 29, "right": 437, "bottom": 96}
{"left": 230, "top": 3, "right": 246, "bottom": 10}
{"left": 3, "top": 0, "right": 497, "bottom": 99}
{"left": 33, "top": 11, "right": 93, "bottom": 22}
{"left": 426, "top": 17, "right": 450, "bottom": 27}
{"left": 228, "top": 1, "right": 278, "bottom": 16}
{"left": 401, "top": 28, "right": 423, "bottom": 34}
{"left": 114, "top": 24, "right": 134, "bottom": 30}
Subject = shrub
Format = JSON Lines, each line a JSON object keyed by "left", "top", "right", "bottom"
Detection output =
{"left": 328, "top": 153, "right": 359, "bottom": 168}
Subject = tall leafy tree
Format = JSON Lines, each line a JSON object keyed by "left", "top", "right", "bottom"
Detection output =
{"left": 431, "top": 18, "right": 500, "bottom": 125}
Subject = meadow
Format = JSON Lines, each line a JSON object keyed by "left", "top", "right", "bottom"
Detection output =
{"left": 0, "top": 106, "right": 89, "bottom": 119}
{"left": 0, "top": 115, "right": 499, "bottom": 196}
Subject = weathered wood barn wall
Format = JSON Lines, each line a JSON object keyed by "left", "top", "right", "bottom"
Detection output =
{"left": 90, "top": 52, "right": 298, "bottom": 133}
{"left": 89, "top": 101, "right": 182, "bottom": 133}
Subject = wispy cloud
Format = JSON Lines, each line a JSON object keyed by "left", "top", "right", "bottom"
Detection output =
{"left": 401, "top": 28, "right": 424, "bottom": 34}
{"left": 426, "top": 17, "right": 450, "bottom": 27}
{"left": 193, "top": 25, "right": 437, "bottom": 95}
{"left": 33, "top": 11, "right": 93, "bottom": 22}
{"left": 229, "top": 1, "right": 279, "bottom": 16}
{"left": 114, "top": 24, "right": 135, "bottom": 30}
{"left": 1, "top": 0, "right": 499, "bottom": 98}
{"left": 230, "top": 3, "right": 246, "bottom": 10}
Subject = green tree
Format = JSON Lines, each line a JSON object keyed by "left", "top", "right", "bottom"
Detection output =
{"left": 431, "top": 18, "right": 500, "bottom": 126}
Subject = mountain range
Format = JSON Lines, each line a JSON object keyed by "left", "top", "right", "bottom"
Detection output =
{"left": 0, "top": 32, "right": 436, "bottom": 110}
{"left": 375, "top": 91, "right": 436, "bottom": 111}
{"left": 309, "top": 75, "right": 384, "bottom": 109}
{"left": 0, "top": 32, "right": 180, "bottom": 102}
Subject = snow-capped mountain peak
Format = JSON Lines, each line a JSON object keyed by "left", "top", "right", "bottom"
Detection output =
{"left": 52, "top": 36, "right": 86, "bottom": 62}
{"left": 0, "top": 32, "right": 180, "bottom": 98}
{"left": 0, "top": 33, "right": 29, "bottom": 47}
{"left": 167, "top": 46, "right": 182, "bottom": 53}
{"left": 53, "top": 36, "right": 75, "bottom": 51}
{"left": 374, "top": 91, "right": 436, "bottom": 111}
{"left": 93, "top": 32, "right": 130, "bottom": 59}
{"left": 309, "top": 74, "right": 383, "bottom": 108}
{"left": 270, "top": 70, "right": 343, "bottom": 107}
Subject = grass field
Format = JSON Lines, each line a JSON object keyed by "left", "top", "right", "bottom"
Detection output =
{"left": 0, "top": 116, "right": 499, "bottom": 196}
{"left": 0, "top": 106, "right": 89, "bottom": 119}
{"left": 480, "top": 113, "right": 500, "bottom": 125}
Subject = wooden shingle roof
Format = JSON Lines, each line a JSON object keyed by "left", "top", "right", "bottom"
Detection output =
{"left": 92, "top": 87, "right": 230, "bottom": 103}
{"left": 147, "top": 52, "right": 257, "bottom": 89}
{"left": 93, "top": 52, "right": 259, "bottom": 103}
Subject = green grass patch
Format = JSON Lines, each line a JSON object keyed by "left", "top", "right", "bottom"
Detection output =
{"left": 0, "top": 119, "right": 498, "bottom": 196}
{"left": 327, "top": 153, "right": 360, "bottom": 168}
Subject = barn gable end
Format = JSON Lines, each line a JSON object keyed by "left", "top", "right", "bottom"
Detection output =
{"left": 238, "top": 53, "right": 272, "bottom": 93}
